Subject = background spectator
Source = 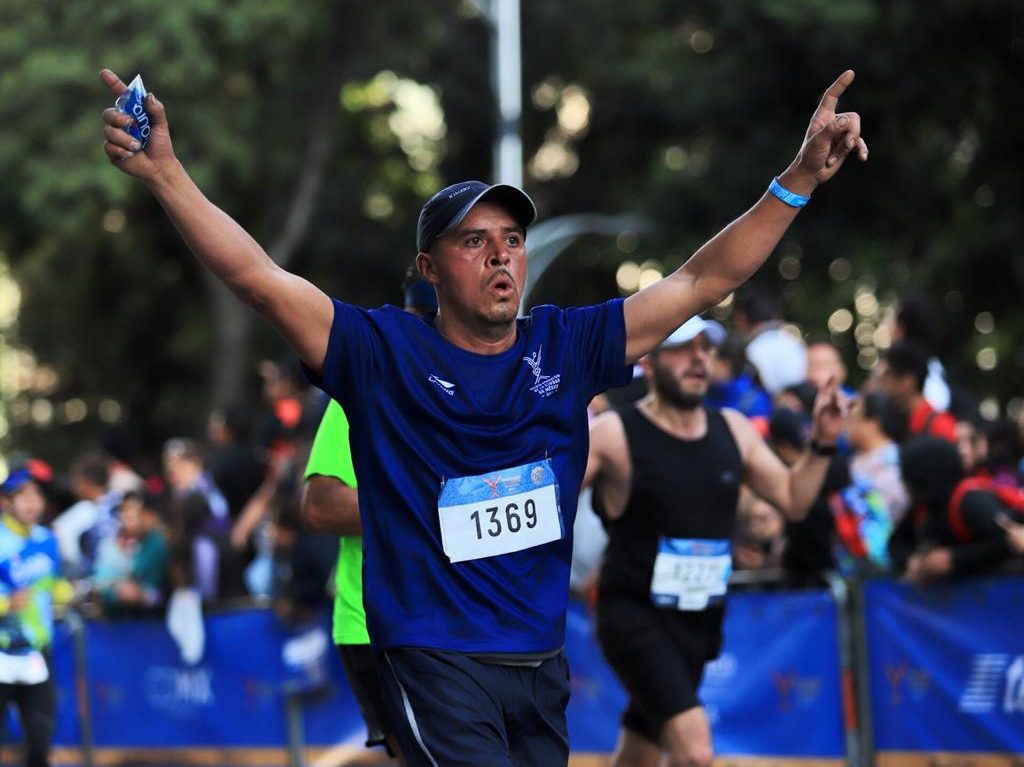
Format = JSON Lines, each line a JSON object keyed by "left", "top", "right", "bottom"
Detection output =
{"left": 87, "top": 491, "right": 169, "bottom": 617}
{"left": 162, "top": 440, "right": 245, "bottom": 602}
{"left": 268, "top": 496, "right": 335, "bottom": 624}
{"left": 889, "top": 436, "right": 1020, "bottom": 582}
{"left": 0, "top": 462, "right": 71, "bottom": 767}
{"left": 848, "top": 391, "right": 910, "bottom": 525}
{"left": 767, "top": 407, "right": 848, "bottom": 586}
{"left": 52, "top": 451, "right": 119, "bottom": 579}
{"left": 706, "top": 334, "right": 773, "bottom": 427}
{"left": 876, "top": 341, "right": 957, "bottom": 443}
{"left": 805, "top": 337, "right": 850, "bottom": 392}
{"left": 891, "top": 291, "right": 951, "bottom": 413}
{"left": 733, "top": 285, "right": 807, "bottom": 395}
{"left": 205, "top": 405, "right": 267, "bottom": 524}
{"left": 162, "top": 438, "right": 229, "bottom": 523}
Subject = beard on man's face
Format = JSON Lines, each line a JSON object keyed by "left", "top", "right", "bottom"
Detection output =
{"left": 650, "top": 362, "right": 705, "bottom": 411}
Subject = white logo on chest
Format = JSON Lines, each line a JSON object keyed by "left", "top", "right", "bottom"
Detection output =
{"left": 522, "top": 345, "right": 561, "bottom": 397}
{"left": 428, "top": 374, "right": 456, "bottom": 396}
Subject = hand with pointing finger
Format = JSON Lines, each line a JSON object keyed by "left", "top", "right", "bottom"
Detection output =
{"left": 779, "top": 70, "right": 869, "bottom": 197}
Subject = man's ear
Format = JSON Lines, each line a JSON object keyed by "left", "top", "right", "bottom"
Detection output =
{"left": 416, "top": 252, "right": 440, "bottom": 285}
{"left": 638, "top": 353, "right": 654, "bottom": 376}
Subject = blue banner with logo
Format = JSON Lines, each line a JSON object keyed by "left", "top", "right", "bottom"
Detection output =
{"left": 83, "top": 607, "right": 339, "bottom": 748}
{"left": 864, "top": 576, "right": 1024, "bottom": 754}
{"left": 15, "top": 594, "right": 845, "bottom": 762}
{"left": 564, "top": 590, "right": 845, "bottom": 758}
{"left": 701, "top": 589, "right": 845, "bottom": 758}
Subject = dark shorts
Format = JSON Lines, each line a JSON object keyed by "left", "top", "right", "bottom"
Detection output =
{"left": 378, "top": 647, "right": 570, "bottom": 767}
{"left": 596, "top": 594, "right": 724, "bottom": 744}
{"left": 336, "top": 644, "right": 394, "bottom": 754}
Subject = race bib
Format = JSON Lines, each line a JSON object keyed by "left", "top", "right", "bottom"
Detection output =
{"left": 438, "top": 460, "right": 563, "bottom": 563}
{"left": 0, "top": 650, "right": 49, "bottom": 685}
{"left": 650, "top": 538, "right": 732, "bottom": 611}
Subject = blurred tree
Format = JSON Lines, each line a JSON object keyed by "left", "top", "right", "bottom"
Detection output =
{"left": 519, "top": 0, "right": 1024, "bottom": 416}
{"left": 0, "top": 0, "right": 459, "bottom": 463}
{"left": 1, "top": 0, "right": 1023, "bottom": 467}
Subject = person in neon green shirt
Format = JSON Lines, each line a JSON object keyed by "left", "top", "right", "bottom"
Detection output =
{"left": 302, "top": 267, "right": 435, "bottom": 762}
{"left": 305, "top": 403, "right": 368, "bottom": 643}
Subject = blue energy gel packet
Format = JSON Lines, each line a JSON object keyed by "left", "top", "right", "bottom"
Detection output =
{"left": 113, "top": 74, "right": 151, "bottom": 148}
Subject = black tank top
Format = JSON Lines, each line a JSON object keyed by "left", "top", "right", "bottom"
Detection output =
{"left": 595, "top": 405, "right": 743, "bottom": 602}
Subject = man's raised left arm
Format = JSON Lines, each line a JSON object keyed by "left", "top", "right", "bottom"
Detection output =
{"left": 623, "top": 70, "right": 868, "bottom": 363}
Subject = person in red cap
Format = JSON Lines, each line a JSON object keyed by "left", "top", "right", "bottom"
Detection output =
{"left": 100, "top": 66, "right": 866, "bottom": 766}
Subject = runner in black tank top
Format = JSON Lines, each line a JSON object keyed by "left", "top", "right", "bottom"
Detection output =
{"left": 583, "top": 316, "right": 847, "bottom": 767}
{"left": 597, "top": 406, "right": 742, "bottom": 603}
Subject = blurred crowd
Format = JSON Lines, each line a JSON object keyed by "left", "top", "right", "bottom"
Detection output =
{"left": 4, "top": 287, "right": 1024, "bottom": 634}
{"left": 2, "top": 357, "right": 334, "bottom": 626}
{"left": 572, "top": 285, "right": 1024, "bottom": 597}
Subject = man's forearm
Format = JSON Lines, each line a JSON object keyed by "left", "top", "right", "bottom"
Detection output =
{"left": 301, "top": 476, "right": 361, "bottom": 536}
{"left": 781, "top": 452, "right": 831, "bottom": 521}
{"left": 147, "top": 162, "right": 333, "bottom": 368}
{"left": 680, "top": 170, "right": 811, "bottom": 308}
{"left": 148, "top": 162, "right": 280, "bottom": 301}
{"left": 624, "top": 171, "right": 809, "bottom": 361}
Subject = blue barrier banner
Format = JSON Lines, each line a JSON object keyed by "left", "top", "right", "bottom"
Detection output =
{"left": 864, "top": 576, "right": 1024, "bottom": 756}
{"left": 83, "top": 607, "right": 313, "bottom": 748}
{"left": 702, "top": 590, "right": 845, "bottom": 758}
{"left": 51, "top": 619, "right": 80, "bottom": 748}
{"left": 23, "top": 594, "right": 846, "bottom": 763}
{"left": 299, "top": 638, "right": 376, "bottom": 750}
{"left": 564, "top": 599, "right": 628, "bottom": 751}
{"left": 564, "top": 591, "right": 845, "bottom": 760}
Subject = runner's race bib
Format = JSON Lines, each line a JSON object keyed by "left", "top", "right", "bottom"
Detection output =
{"left": 0, "top": 650, "right": 49, "bottom": 685}
{"left": 650, "top": 538, "right": 732, "bottom": 611}
{"left": 438, "top": 460, "right": 563, "bottom": 563}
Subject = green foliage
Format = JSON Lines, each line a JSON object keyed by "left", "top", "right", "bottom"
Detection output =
{"left": 2, "top": 0, "right": 1024, "bottom": 467}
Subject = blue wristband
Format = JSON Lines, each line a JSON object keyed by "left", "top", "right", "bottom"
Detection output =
{"left": 768, "top": 177, "right": 810, "bottom": 208}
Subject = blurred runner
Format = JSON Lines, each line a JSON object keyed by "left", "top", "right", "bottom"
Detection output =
{"left": 584, "top": 317, "right": 846, "bottom": 767}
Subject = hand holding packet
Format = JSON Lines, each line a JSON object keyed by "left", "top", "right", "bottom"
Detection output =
{"left": 113, "top": 74, "right": 151, "bottom": 149}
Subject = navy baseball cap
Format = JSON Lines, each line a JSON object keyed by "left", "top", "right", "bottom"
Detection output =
{"left": 416, "top": 180, "right": 537, "bottom": 253}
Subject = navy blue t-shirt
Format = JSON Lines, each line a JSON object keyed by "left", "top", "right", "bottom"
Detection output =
{"left": 311, "top": 299, "right": 631, "bottom": 652}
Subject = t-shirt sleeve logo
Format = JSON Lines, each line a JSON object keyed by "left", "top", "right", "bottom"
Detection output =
{"left": 522, "top": 345, "right": 561, "bottom": 397}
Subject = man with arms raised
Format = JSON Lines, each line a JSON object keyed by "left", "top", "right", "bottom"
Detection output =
{"left": 584, "top": 317, "right": 846, "bottom": 767}
{"left": 100, "top": 67, "right": 865, "bottom": 766}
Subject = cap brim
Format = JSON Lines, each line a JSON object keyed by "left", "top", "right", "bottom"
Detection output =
{"left": 438, "top": 184, "right": 537, "bottom": 239}
{"left": 660, "top": 320, "right": 727, "bottom": 349}
{"left": 0, "top": 468, "right": 34, "bottom": 495}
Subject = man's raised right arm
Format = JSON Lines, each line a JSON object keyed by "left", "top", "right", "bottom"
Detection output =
{"left": 100, "top": 69, "right": 333, "bottom": 373}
